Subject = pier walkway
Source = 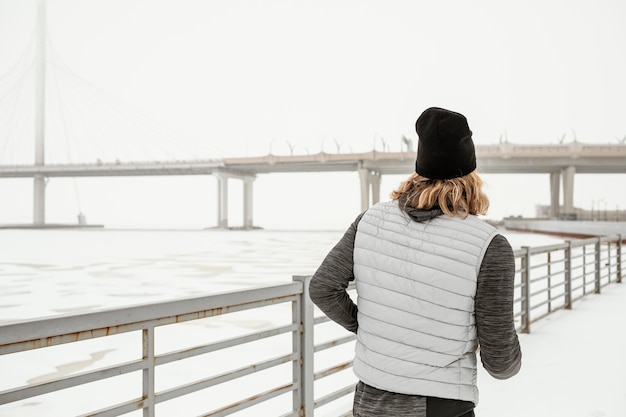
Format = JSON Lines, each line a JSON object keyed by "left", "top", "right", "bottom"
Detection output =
{"left": 477, "top": 281, "right": 626, "bottom": 417}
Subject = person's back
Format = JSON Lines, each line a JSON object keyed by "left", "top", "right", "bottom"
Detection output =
{"left": 309, "top": 107, "right": 521, "bottom": 417}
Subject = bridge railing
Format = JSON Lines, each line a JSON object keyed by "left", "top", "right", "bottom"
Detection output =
{"left": 0, "top": 235, "right": 623, "bottom": 416}
{"left": 515, "top": 234, "right": 623, "bottom": 333}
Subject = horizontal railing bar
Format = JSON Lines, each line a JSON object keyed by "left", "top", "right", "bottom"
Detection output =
{"left": 529, "top": 286, "right": 552, "bottom": 297}
{"left": 530, "top": 282, "right": 565, "bottom": 297}
{"left": 599, "top": 234, "right": 621, "bottom": 243}
{"left": 0, "top": 358, "right": 145, "bottom": 404}
{"left": 314, "top": 316, "right": 331, "bottom": 325}
{"left": 314, "top": 360, "right": 354, "bottom": 381}
{"left": 570, "top": 249, "right": 587, "bottom": 255}
{"left": 572, "top": 237, "right": 604, "bottom": 246}
{"left": 525, "top": 242, "right": 569, "bottom": 254}
{"left": 156, "top": 353, "right": 297, "bottom": 404}
{"left": 76, "top": 397, "right": 144, "bottom": 417}
{"left": 0, "top": 329, "right": 133, "bottom": 356}
{"left": 527, "top": 261, "right": 548, "bottom": 270}
{"left": 548, "top": 292, "right": 566, "bottom": 303}
{"left": 530, "top": 298, "right": 552, "bottom": 310}
{"left": 156, "top": 323, "right": 298, "bottom": 366}
{"left": 530, "top": 274, "right": 564, "bottom": 284}
{"left": 314, "top": 334, "right": 356, "bottom": 353}
{"left": 534, "top": 264, "right": 566, "bottom": 276}
{"left": 1, "top": 296, "right": 298, "bottom": 356}
{"left": 276, "top": 411, "right": 298, "bottom": 417}
{"left": 0, "top": 282, "right": 303, "bottom": 348}
{"left": 314, "top": 384, "right": 356, "bottom": 409}
{"left": 201, "top": 382, "right": 296, "bottom": 417}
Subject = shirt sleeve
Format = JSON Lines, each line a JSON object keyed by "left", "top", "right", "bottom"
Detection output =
{"left": 475, "top": 234, "right": 522, "bottom": 379}
{"left": 308, "top": 213, "right": 363, "bottom": 334}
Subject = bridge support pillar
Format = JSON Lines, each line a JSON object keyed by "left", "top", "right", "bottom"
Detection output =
{"left": 561, "top": 166, "right": 576, "bottom": 219}
{"left": 216, "top": 173, "right": 229, "bottom": 228}
{"left": 243, "top": 176, "right": 255, "bottom": 229}
{"left": 358, "top": 167, "right": 382, "bottom": 212}
{"left": 371, "top": 171, "right": 381, "bottom": 205}
{"left": 215, "top": 172, "right": 256, "bottom": 229}
{"left": 33, "top": 175, "right": 46, "bottom": 225}
{"left": 549, "top": 172, "right": 560, "bottom": 218}
{"left": 358, "top": 168, "right": 370, "bottom": 212}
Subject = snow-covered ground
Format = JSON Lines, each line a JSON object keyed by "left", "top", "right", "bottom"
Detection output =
{"left": 477, "top": 281, "right": 626, "bottom": 417}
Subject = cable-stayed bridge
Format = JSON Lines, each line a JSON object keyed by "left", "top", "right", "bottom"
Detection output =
{"left": 1, "top": 0, "right": 626, "bottom": 228}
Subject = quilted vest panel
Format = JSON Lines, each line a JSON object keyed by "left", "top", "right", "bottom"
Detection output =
{"left": 353, "top": 201, "right": 498, "bottom": 404}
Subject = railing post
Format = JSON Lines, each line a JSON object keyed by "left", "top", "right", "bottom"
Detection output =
{"left": 582, "top": 245, "right": 587, "bottom": 295}
{"left": 142, "top": 327, "right": 155, "bottom": 417}
{"left": 293, "top": 275, "right": 314, "bottom": 416}
{"left": 617, "top": 234, "right": 622, "bottom": 284}
{"left": 520, "top": 246, "right": 531, "bottom": 333}
{"left": 595, "top": 239, "right": 601, "bottom": 294}
{"left": 547, "top": 252, "right": 552, "bottom": 312}
{"left": 564, "top": 241, "right": 572, "bottom": 309}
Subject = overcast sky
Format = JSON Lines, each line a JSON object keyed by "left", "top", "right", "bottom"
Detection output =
{"left": 0, "top": 0, "right": 625, "bottom": 229}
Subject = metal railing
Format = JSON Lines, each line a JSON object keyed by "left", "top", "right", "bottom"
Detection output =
{"left": 515, "top": 234, "right": 623, "bottom": 333}
{"left": 0, "top": 235, "right": 623, "bottom": 416}
{"left": 0, "top": 277, "right": 356, "bottom": 417}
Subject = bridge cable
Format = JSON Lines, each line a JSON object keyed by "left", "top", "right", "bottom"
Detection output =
{"left": 46, "top": 40, "right": 86, "bottom": 216}
{"left": 46, "top": 42, "right": 220, "bottom": 163}
{"left": 0, "top": 30, "right": 36, "bottom": 165}
{"left": 0, "top": 65, "right": 35, "bottom": 165}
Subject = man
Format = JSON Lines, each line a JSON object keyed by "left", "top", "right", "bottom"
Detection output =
{"left": 309, "top": 107, "right": 521, "bottom": 417}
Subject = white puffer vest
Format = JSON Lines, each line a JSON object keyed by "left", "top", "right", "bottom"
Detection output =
{"left": 353, "top": 201, "right": 498, "bottom": 404}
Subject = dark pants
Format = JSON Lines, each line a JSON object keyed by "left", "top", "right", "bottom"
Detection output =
{"left": 427, "top": 396, "right": 475, "bottom": 417}
{"left": 353, "top": 381, "right": 475, "bottom": 417}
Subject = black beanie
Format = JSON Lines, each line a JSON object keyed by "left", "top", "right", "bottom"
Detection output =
{"left": 414, "top": 107, "right": 476, "bottom": 179}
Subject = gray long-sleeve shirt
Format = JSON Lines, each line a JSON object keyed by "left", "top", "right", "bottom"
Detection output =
{"left": 309, "top": 209, "right": 521, "bottom": 416}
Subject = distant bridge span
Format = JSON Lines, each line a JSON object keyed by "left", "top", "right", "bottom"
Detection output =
{"left": 223, "top": 143, "right": 626, "bottom": 175}
{"left": 1, "top": 143, "right": 625, "bottom": 227}
{"left": 2, "top": 143, "right": 626, "bottom": 178}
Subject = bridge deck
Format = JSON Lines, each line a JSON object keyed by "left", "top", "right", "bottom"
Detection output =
{"left": 2, "top": 143, "right": 626, "bottom": 177}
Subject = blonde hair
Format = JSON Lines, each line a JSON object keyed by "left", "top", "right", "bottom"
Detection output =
{"left": 390, "top": 171, "right": 489, "bottom": 218}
